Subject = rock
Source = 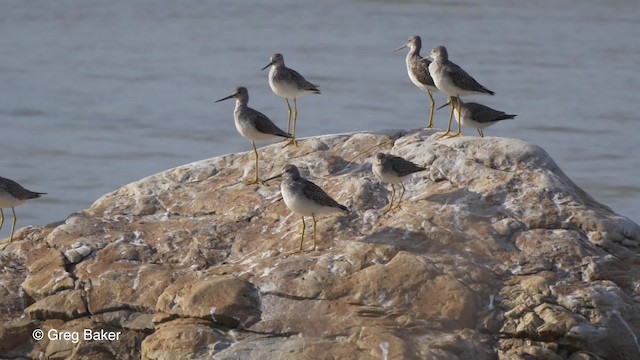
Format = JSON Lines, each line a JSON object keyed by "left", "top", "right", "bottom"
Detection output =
{"left": 28, "top": 317, "right": 145, "bottom": 359}
{"left": 212, "top": 335, "right": 364, "bottom": 360}
{"left": 1, "top": 129, "right": 640, "bottom": 359}
{"left": 64, "top": 243, "right": 94, "bottom": 264}
{"left": 534, "top": 303, "right": 579, "bottom": 341}
{"left": 568, "top": 352, "right": 598, "bottom": 360}
{"left": 515, "top": 312, "right": 544, "bottom": 338}
{"left": 141, "top": 319, "right": 231, "bottom": 360}
{"left": 155, "top": 273, "right": 260, "bottom": 328}
{"left": 75, "top": 254, "right": 175, "bottom": 314}
{"left": 426, "top": 330, "right": 495, "bottom": 360}
{"left": 0, "top": 318, "right": 38, "bottom": 357}
{"left": 25, "top": 289, "right": 88, "bottom": 321}
{"left": 21, "top": 246, "right": 75, "bottom": 301}
{"left": 94, "top": 310, "right": 155, "bottom": 332}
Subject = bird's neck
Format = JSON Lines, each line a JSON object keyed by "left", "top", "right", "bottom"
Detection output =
{"left": 234, "top": 99, "right": 247, "bottom": 111}
{"left": 407, "top": 46, "right": 421, "bottom": 59}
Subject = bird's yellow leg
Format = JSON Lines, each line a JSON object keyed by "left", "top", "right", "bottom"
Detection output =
{"left": 292, "top": 98, "right": 299, "bottom": 147}
{"left": 478, "top": 128, "right": 484, "bottom": 137}
{"left": 394, "top": 184, "right": 406, "bottom": 211}
{"left": 436, "top": 96, "right": 455, "bottom": 139}
{"left": 293, "top": 97, "right": 297, "bottom": 139}
{"left": 248, "top": 141, "right": 264, "bottom": 185}
{"left": 298, "top": 217, "right": 306, "bottom": 253}
{"left": 384, "top": 184, "right": 396, "bottom": 213}
{"left": 285, "top": 98, "right": 292, "bottom": 133}
{"left": 0, "top": 208, "right": 4, "bottom": 234}
{"left": 10, "top": 207, "right": 17, "bottom": 242}
{"left": 293, "top": 98, "right": 297, "bottom": 138}
{"left": 281, "top": 98, "right": 294, "bottom": 145}
{"left": 426, "top": 91, "right": 435, "bottom": 129}
{"left": 449, "top": 97, "right": 463, "bottom": 138}
{"left": 284, "top": 98, "right": 299, "bottom": 147}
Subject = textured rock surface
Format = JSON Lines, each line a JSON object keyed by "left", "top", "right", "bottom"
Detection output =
{"left": 1, "top": 129, "right": 639, "bottom": 359}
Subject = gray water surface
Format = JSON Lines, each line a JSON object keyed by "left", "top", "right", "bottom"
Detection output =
{"left": 1, "top": 0, "right": 639, "bottom": 233}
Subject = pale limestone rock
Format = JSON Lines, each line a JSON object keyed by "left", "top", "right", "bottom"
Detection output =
{"left": 1, "top": 129, "right": 639, "bottom": 359}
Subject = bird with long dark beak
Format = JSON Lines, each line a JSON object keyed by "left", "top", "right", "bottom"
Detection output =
{"left": 261, "top": 53, "right": 320, "bottom": 147}
{"left": 215, "top": 87, "right": 292, "bottom": 185}
{"left": 265, "top": 164, "right": 348, "bottom": 253}
{"left": 394, "top": 35, "right": 440, "bottom": 129}
{"left": 436, "top": 97, "right": 516, "bottom": 137}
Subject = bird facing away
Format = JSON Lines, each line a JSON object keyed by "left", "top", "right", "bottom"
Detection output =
{"left": 0, "top": 176, "right": 45, "bottom": 242}
{"left": 269, "top": 164, "right": 348, "bottom": 253}
{"left": 261, "top": 53, "right": 320, "bottom": 147}
{"left": 394, "top": 35, "right": 439, "bottom": 128}
{"left": 428, "top": 45, "right": 494, "bottom": 139}
{"left": 215, "top": 87, "right": 292, "bottom": 185}
{"left": 437, "top": 97, "right": 516, "bottom": 137}
{"left": 372, "top": 153, "right": 426, "bottom": 213}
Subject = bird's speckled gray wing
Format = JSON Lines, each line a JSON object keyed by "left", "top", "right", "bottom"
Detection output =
{"left": 409, "top": 57, "right": 436, "bottom": 87}
{"left": 387, "top": 155, "right": 426, "bottom": 177}
{"left": 276, "top": 68, "right": 320, "bottom": 93}
{"left": 0, "top": 177, "right": 45, "bottom": 200}
{"left": 247, "top": 108, "right": 293, "bottom": 138}
{"left": 445, "top": 61, "right": 495, "bottom": 95}
{"left": 300, "top": 179, "right": 348, "bottom": 211}
{"left": 465, "top": 102, "right": 516, "bottom": 123}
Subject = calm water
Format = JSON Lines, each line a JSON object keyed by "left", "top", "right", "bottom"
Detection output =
{"left": 1, "top": 0, "right": 639, "bottom": 232}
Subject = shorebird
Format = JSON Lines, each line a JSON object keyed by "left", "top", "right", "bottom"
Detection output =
{"left": 395, "top": 35, "right": 439, "bottom": 128}
{"left": 0, "top": 176, "right": 45, "bottom": 242}
{"left": 372, "top": 153, "right": 426, "bottom": 213}
{"left": 428, "top": 45, "right": 494, "bottom": 139}
{"left": 437, "top": 97, "right": 516, "bottom": 137}
{"left": 215, "top": 87, "right": 292, "bottom": 185}
{"left": 261, "top": 53, "right": 320, "bottom": 146}
{"left": 267, "top": 164, "right": 348, "bottom": 252}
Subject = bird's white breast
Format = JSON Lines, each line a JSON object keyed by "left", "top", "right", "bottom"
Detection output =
{"left": 234, "top": 109, "right": 278, "bottom": 142}
{"left": 0, "top": 191, "right": 23, "bottom": 208}
{"left": 281, "top": 182, "right": 339, "bottom": 217}
{"left": 372, "top": 163, "right": 410, "bottom": 185}
{"left": 268, "top": 68, "right": 310, "bottom": 99}
{"left": 430, "top": 65, "right": 458, "bottom": 96}
{"left": 454, "top": 107, "right": 493, "bottom": 130}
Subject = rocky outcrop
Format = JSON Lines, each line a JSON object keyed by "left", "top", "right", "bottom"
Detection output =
{"left": 1, "top": 129, "right": 639, "bottom": 359}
